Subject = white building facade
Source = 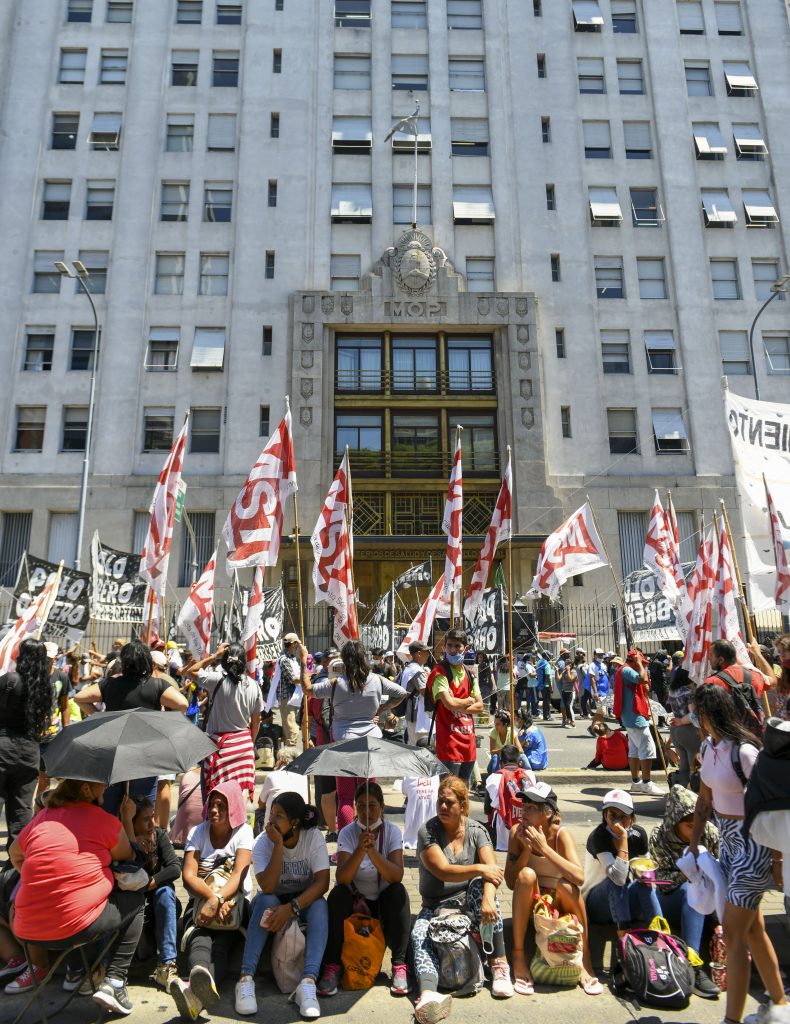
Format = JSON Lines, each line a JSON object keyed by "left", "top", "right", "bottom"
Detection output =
{"left": 0, "top": 0, "right": 788, "bottom": 633}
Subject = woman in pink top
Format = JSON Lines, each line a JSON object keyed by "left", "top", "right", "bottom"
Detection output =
{"left": 8, "top": 779, "right": 146, "bottom": 1016}
{"left": 689, "top": 684, "right": 787, "bottom": 1024}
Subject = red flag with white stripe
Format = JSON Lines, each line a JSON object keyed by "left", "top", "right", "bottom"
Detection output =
{"left": 682, "top": 525, "right": 718, "bottom": 682}
{"left": 529, "top": 502, "right": 608, "bottom": 601}
{"left": 0, "top": 562, "right": 62, "bottom": 673}
{"left": 243, "top": 565, "right": 265, "bottom": 680}
{"left": 441, "top": 431, "right": 463, "bottom": 604}
{"left": 643, "top": 490, "right": 681, "bottom": 605}
{"left": 714, "top": 523, "right": 749, "bottom": 664}
{"left": 765, "top": 479, "right": 790, "bottom": 613}
{"left": 464, "top": 452, "right": 512, "bottom": 621}
{"left": 311, "top": 453, "right": 358, "bottom": 649}
{"left": 223, "top": 406, "right": 297, "bottom": 571}
{"left": 397, "top": 574, "right": 446, "bottom": 659}
{"left": 139, "top": 417, "right": 189, "bottom": 594}
{"left": 176, "top": 551, "right": 216, "bottom": 661}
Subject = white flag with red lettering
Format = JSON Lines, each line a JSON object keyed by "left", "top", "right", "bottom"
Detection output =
{"left": 464, "top": 454, "right": 512, "bottom": 621}
{"left": 643, "top": 490, "right": 691, "bottom": 638}
{"left": 397, "top": 574, "right": 446, "bottom": 659}
{"left": 0, "top": 562, "right": 62, "bottom": 673}
{"left": 139, "top": 417, "right": 189, "bottom": 594}
{"left": 441, "top": 433, "right": 463, "bottom": 603}
{"left": 243, "top": 565, "right": 265, "bottom": 679}
{"left": 176, "top": 551, "right": 216, "bottom": 661}
{"left": 311, "top": 453, "right": 358, "bottom": 649}
{"left": 682, "top": 526, "right": 718, "bottom": 682}
{"left": 223, "top": 407, "right": 297, "bottom": 572}
{"left": 714, "top": 523, "right": 750, "bottom": 664}
{"left": 765, "top": 479, "right": 790, "bottom": 613}
{"left": 529, "top": 503, "right": 608, "bottom": 601}
{"left": 666, "top": 493, "right": 692, "bottom": 631}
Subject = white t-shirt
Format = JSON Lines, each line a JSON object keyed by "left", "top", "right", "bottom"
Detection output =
{"left": 252, "top": 827, "right": 330, "bottom": 896}
{"left": 337, "top": 820, "right": 403, "bottom": 899}
{"left": 402, "top": 776, "right": 440, "bottom": 850}
{"left": 185, "top": 822, "right": 255, "bottom": 895}
{"left": 258, "top": 771, "right": 309, "bottom": 826}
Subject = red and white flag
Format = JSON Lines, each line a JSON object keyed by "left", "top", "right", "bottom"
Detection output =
{"left": 139, "top": 417, "right": 189, "bottom": 594}
{"left": 441, "top": 431, "right": 463, "bottom": 604}
{"left": 176, "top": 551, "right": 216, "bottom": 661}
{"left": 311, "top": 453, "right": 358, "bottom": 649}
{"left": 682, "top": 525, "right": 718, "bottom": 682}
{"left": 714, "top": 523, "right": 750, "bottom": 664}
{"left": 643, "top": 490, "right": 681, "bottom": 605}
{"left": 529, "top": 502, "right": 608, "bottom": 601}
{"left": 0, "top": 562, "right": 62, "bottom": 673}
{"left": 464, "top": 453, "right": 512, "bottom": 621}
{"left": 666, "top": 493, "right": 692, "bottom": 632}
{"left": 397, "top": 574, "right": 446, "bottom": 660}
{"left": 243, "top": 566, "right": 265, "bottom": 680}
{"left": 765, "top": 479, "right": 790, "bottom": 613}
{"left": 223, "top": 406, "right": 297, "bottom": 572}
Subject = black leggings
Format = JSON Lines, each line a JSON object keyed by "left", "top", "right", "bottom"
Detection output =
{"left": 324, "top": 882, "right": 411, "bottom": 966}
{"left": 48, "top": 889, "right": 146, "bottom": 984}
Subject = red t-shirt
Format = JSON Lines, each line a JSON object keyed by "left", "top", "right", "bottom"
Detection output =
{"left": 14, "top": 804, "right": 122, "bottom": 941}
{"left": 704, "top": 664, "right": 767, "bottom": 698}
{"left": 596, "top": 730, "right": 629, "bottom": 770}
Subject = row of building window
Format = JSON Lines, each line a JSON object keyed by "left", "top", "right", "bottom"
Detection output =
{"left": 57, "top": 48, "right": 248, "bottom": 86}
{"left": 585, "top": 186, "right": 777, "bottom": 228}
{"left": 559, "top": 406, "right": 692, "bottom": 454}
{"left": 572, "top": 0, "right": 743, "bottom": 36}
{"left": 66, "top": 0, "right": 247, "bottom": 24}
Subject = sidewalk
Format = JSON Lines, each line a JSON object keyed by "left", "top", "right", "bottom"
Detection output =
{"left": 2, "top": 767, "right": 787, "bottom": 1024}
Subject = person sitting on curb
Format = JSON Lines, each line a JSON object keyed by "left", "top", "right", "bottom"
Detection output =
{"left": 505, "top": 781, "right": 602, "bottom": 996}
{"left": 583, "top": 713, "right": 629, "bottom": 771}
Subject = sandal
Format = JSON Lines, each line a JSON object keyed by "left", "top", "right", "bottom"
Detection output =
{"left": 513, "top": 978, "right": 535, "bottom": 996}
{"left": 580, "top": 976, "right": 603, "bottom": 996}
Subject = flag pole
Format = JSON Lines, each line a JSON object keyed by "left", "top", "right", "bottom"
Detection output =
{"left": 506, "top": 445, "right": 516, "bottom": 730}
{"left": 344, "top": 446, "right": 359, "bottom": 638}
{"left": 586, "top": 496, "right": 633, "bottom": 649}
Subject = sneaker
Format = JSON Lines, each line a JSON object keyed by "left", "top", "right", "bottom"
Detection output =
{"left": 745, "top": 1002, "right": 790, "bottom": 1024}
{"left": 640, "top": 781, "right": 664, "bottom": 796}
{"left": 0, "top": 957, "right": 26, "bottom": 981}
{"left": 693, "top": 967, "right": 721, "bottom": 1000}
{"left": 291, "top": 977, "right": 321, "bottom": 1019}
{"left": 414, "top": 990, "right": 453, "bottom": 1024}
{"left": 189, "top": 964, "right": 220, "bottom": 1008}
{"left": 235, "top": 975, "right": 258, "bottom": 1016}
{"left": 92, "top": 979, "right": 133, "bottom": 1016}
{"left": 78, "top": 964, "right": 105, "bottom": 996}
{"left": 491, "top": 959, "right": 514, "bottom": 998}
{"left": 630, "top": 780, "right": 644, "bottom": 794}
{"left": 5, "top": 965, "right": 47, "bottom": 994}
{"left": 390, "top": 963, "right": 409, "bottom": 996}
{"left": 155, "top": 961, "right": 179, "bottom": 991}
{"left": 317, "top": 963, "right": 341, "bottom": 997}
{"left": 169, "top": 978, "right": 203, "bottom": 1021}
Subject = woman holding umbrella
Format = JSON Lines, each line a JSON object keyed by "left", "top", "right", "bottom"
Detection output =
{"left": 304, "top": 641, "right": 406, "bottom": 829}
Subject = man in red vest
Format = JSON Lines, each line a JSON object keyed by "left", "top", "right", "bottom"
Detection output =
{"left": 427, "top": 628, "right": 484, "bottom": 783}
{"left": 613, "top": 649, "right": 663, "bottom": 796}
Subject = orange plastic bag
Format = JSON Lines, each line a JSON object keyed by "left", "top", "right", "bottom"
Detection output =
{"left": 341, "top": 913, "right": 386, "bottom": 990}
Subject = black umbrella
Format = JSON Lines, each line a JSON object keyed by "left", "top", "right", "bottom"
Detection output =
{"left": 284, "top": 735, "right": 446, "bottom": 780}
{"left": 42, "top": 709, "right": 217, "bottom": 785}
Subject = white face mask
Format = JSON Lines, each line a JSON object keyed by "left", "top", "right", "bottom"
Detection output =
{"left": 357, "top": 816, "right": 383, "bottom": 831}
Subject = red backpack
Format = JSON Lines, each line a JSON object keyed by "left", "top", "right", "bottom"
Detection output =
{"left": 496, "top": 767, "right": 535, "bottom": 829}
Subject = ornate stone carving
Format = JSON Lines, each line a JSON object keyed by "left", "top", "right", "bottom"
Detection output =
{"left": 496, "top": 298, "right": 509, "bottom": 317}
{"left": 477, "top": 297, "right": 491, "bottom": 317}
{"left": 515, "top": 298, "right": 528, "bottom": 318}
{"left": 301, "top": 322, "right": 314, "bottom": 343}
{"left": 340, "top": 295, "right": 353, "bottom": 316}
{"left": 301, "top": 351, "right": 314, "bottom": 369}
{"left": 521, "top": 409, "right": 535, "bottom": 430}
{"left": 300, "top": 378, "right": 313, "bottom": 400}
{"left": 392, "top": 229, "right": 438, "bottom": 295}
{"left": 302, "top": 294, "right": 315, "bottom": 315}
{"left": 321, "top": 295, "right": 335, "bottom": 315}
{"left": 519, "top": 379, "right": 533, "bottom": 400}
{"left": 517, "top": 352, "right": 531, "bottom": 371}
{"left": 517, "top": 326, "right": 529, "bottom": 345}
{"left": 300, "top": 407, "right": 312, "bottom": 427}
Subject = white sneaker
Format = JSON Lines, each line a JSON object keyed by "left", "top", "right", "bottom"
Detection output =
{"left": 291, "top": 978, "right": 321, "bottom": 1019}
{"left": 414, "top": 991, "right": 453, "bottom": 1024}
{"left": 745, "top": 1002, "right": 790, "bottom": 1024}
{"left": 640, "top": 781, "right": 664, "bottom": 796}
{"left": 235, "top": 976, "right": 258, "bottom": 1016}
{"left": 629, "top": 781, "right": 644, "bottom": 794}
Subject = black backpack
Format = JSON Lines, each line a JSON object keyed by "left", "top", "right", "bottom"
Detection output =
{"left": 712, "top": 668, "right": 765, "bottom": 740}
{"left": 612, "top": 930, "right": 693, "bottom": 1010}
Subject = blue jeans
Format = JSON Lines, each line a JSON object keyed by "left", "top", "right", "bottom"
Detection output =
{"left": 586, "top": 877, "right": 662, "bottom": 930}
{"left": 658, "top": 882, "right": 704, "bottom": 954}
{"left": 151, "top": 884, "right": 178, "bottom": 963}
{"left": 527, "top": 688, "right": 539, "bottom": 715}
{"left": 241, "top": 892, "right": 328, "bottom": 980}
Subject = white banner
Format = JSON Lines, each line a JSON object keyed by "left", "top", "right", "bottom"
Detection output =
{"left": 724, "top": 391, "right": 790, "bottom": 612}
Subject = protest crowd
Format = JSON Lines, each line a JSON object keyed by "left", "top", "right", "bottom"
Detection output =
{"left": 1, "top": 406, "right": 790, "bottom": 1024}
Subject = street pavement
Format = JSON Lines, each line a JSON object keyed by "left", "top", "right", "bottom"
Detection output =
{"left": 1, "top": 714, "right": 787, "bottom": 1023}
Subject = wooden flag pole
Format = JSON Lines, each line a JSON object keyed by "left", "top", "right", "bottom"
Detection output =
{"left": 344, "top": 446, "right": 359, "bottom": 638}
{"left": 292, "top": 490, "right": 310, "bottom": 757}
{"left": 507, "top": 509, "right": 516, "bottom": 732}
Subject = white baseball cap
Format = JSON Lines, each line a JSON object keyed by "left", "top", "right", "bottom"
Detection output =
{"left": 602, "top": 788, "right": 634, "bottom": 814}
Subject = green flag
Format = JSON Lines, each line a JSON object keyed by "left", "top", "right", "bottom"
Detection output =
{"left": 494, "top": 562, "right": 506, "bottom": 591}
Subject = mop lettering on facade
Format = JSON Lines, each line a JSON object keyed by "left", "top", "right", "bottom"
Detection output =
{"left": 385, "top": 299, "right": 446, "bottom": 319}
{"left": 727, "top": 410, "right": 790, "bottom": 452}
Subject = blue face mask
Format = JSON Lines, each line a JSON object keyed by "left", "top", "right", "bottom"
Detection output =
{"left": 689, "top": 710, "right": 699, "bottom": 728}
{"left": 446, "top": 652, "right": 464, "bottom": 666}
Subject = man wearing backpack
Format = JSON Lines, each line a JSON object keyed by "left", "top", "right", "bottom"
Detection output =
{"left": 704, "top": 639, "right": 767, "bottom": 740}
{"left": 426, "top": 629, "right": 484, "bottom": 783}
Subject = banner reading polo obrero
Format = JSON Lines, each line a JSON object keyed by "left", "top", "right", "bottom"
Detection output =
{"left": 177, "top": 550, "right": 216, "bottom": 661}
{"left": 725, "top": 390, "right": 790, "bottom": 612}
{"left": 528, "top": 502, "right": 608, "bottom": 600}
{"left": 311, "top": 451, "right": 358, "bottom": 648}
{"left": 91, "top": 533, "right": 147, "bottom": 626}
{"left": 223, "top": 402, "right": 297, "bottom": 571}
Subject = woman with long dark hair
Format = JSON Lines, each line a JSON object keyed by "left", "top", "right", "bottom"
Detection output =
{"left": 0, "top": 639, "right": 53, "bottom": 850}
{"left": 689, "top": 683, "right": 788, "bottom": 1024}
{"left": 304, "top": 641, "right": 406, "bottom": 829}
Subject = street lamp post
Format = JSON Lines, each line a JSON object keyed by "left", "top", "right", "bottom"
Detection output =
{"left": 747, "top": 274, "right": 790, "bottom": 400}
{"left": 55, "top": 260, "right": 100, "bottom": 572}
